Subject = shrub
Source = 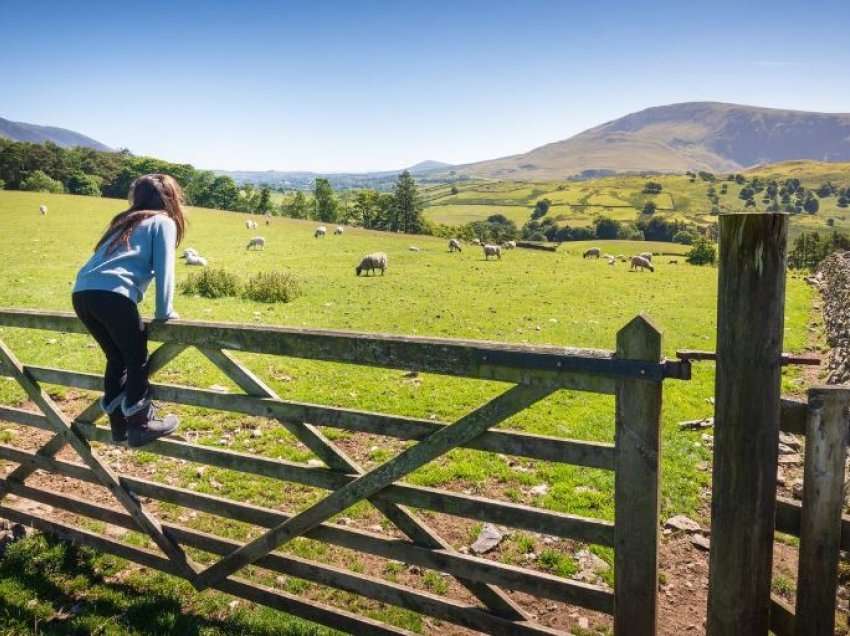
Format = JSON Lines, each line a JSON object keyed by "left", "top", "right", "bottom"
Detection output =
{"left": 243, "top": 271, "right": 302, "bottom": 303}
{"left": 672, "top": 230, "right": 697, "bottom": 245}
{"left": 685, "top": 238, "right": 717, "bottom": 266}
{"left": 180, "top": 268, "right": 241, "bottom": 298}
{"left": 21, "top": 170, "right": 63, "bottom": 193}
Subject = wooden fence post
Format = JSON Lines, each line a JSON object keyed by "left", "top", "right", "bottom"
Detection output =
{"left": 708, "top": 213, "right": 788, "bottom": 635}
{"left": 614, "top": 315, "right": 663, "bottom": 636}
{"left": 795, "top": 386, "right": 850, "bottom": 636}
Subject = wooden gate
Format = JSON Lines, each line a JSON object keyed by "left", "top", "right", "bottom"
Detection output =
{"left": 0, "top": 308, "right": 690, "bottom": 635}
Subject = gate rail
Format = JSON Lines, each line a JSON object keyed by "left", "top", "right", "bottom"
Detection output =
{"left": 0, "top": 308, "right": 689, "bottom": 635}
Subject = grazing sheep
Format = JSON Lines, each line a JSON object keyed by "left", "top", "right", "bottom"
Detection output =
{"left": 471, "top": 238, "right": 482, "bottom": 246}
{"left": 246, "top": 236, "right": 266, "bottom": 250}
{"left": 483, "top": 244, "right": 502, "bottom": 260}
{"left": 315, "top": 225, "right": 327, "bottom": 238}
{"left": 639, "top": 252, "right": 653, "bottom": 262}
{"left": 334, "top": 226, "right": 344, "bottom": 235}
{"left": 617, "top": 254, "right": 627, "bottom": 262}
{"left": 182, "top": 248, "right": 199, "bottom": 259}
{"left": 583, "top": 247, "right": 601, "bottom": 259}
{"left": 409, "top": 246, "right": 421, "bottom": 252}
{"left": 356, "top": 252, "right": 388, "bottom": 276}
{"left": 630, "top": 255, "right": 655, "bottom": 272}
{"left": 503, "top": 240, "right": 516, "bottom": 249}
{"left": 607, "top": 256, "right": 616, "bottom": 265}
{"left": 448, "top": 238, "right": 462, "bottom": 252}
{"left": 668, "top": 259, "right": 679, "bottom": 264}
{"left": 39, "top": 204, "right": 48, "bottom": 215}
{"left": 245, "top": 219, "right": 258, "bottom": 230}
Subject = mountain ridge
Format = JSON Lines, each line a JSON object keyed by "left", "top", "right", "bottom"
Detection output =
{"left": 442, "top": 101, "right": 850, "bottom": 180}
{"left": 0, "top": 117, "right": 111, "bottom": 151}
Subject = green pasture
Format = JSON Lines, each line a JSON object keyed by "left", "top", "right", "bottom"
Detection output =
{"left": 0, "top": 189, "right": 815, "bottom": 633}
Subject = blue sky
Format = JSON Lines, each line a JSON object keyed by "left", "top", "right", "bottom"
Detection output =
{"left": 3, "top": 0, "right": 850, "bottom": 172}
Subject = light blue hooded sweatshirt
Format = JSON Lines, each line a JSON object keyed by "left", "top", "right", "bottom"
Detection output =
{"left": 73, "top": 213, "right": 178, "bottom": 320}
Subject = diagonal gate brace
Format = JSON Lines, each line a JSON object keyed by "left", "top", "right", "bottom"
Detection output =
{"left": 193, "top": 381, "right": 554, "bottom": 591}
{"left": 199, "top": 347, "right": 528, "bottom": 619}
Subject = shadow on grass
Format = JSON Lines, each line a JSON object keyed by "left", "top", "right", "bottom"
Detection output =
{"left": 0, "top": 533, "right": 335, "bottom": 635}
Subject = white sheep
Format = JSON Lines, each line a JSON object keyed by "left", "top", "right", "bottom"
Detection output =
{"left": 583, "top": 247, "right": 601, "bottom": 259}
{"left": 409, "top": 246, "right": 421, "bottom": 252}
{"left": 448, "top": 239, "right": 462, "bottom": 252}
{"left": 617, "top": 254, "right": 627, "bottom": 262}
{"left": 356, "top": 252, "right": 388, "bottom": 276}
{"left": 471, "top": 238, "right": 482, "bottom": 246}
{"left": 246, "top": 236, "right": 266, "bottom": 250}
{"left": 315, "top": 225, "right": 327, "bottom": 238}
{"left": 182, "top": 248, "right": 199, "bottom": 259}
{"left": 39, "top": 204, "right": 48, "bottom": 215}
{"left": 334, "top": 226, "right": 344, "bottom": 235}
{"left": 483, "top": 244, "right": 502, "bottom": 260}
{"left": 639, "top": 252, "right": 653, "bottom": 262}
{"left": 630, "top": 255, "right": 654, "bottom": 272}
{"left": 503, "top": 240, "right": 517, "bottom": 249}
{"left": 245, "top": 219, "right": 258, "bottom": 230}
{"left": 184, "top": 253, "right": 208, "bottom": 266}
{"left": 607, "top": 256, "right": 616, "bottom": 265}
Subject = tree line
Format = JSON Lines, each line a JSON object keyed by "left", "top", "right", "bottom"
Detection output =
{"left": 0, "top": 139, "right": 426, "bottom": 233}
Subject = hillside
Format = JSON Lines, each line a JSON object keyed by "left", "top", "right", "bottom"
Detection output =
{"left": 0, "top": 116, "right": 111, "bottom": 151}
{"left": 421, "top": 160, "right": 850, "bottom": 236}
{"left": 217, "top": 159, "right": 451, "bottom": 190}
{"left": 443, "top": 102, "right": 850, "bottom": 180}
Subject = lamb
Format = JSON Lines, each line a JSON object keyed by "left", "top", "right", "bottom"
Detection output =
{"left": 448, "top": 238, "right": 462, "bottom": 252}
{"left": 356, "top": 252, "right": 388, "bottom": 276}
{"left": 639, "top": 252, "right": 653, "bottom": 262}
{"left": 184, "top": 253, "right": 208, "bottom": 266}
{"left": 471, "top": 238, "right": 482, "bottom": 246}
{"left": 409, "top": 246, "right": 421, "bottom": 252}
{"left": 503, "top": 240, "right": 516, "bottom": 249}
{"left": 315, "top": 225, "right": 327, "bottom": 238}
{"left": 39, "top": 204, "right": 48, "bottom": 215}
{"left": 246, "top": 236, "right": 265, "bottom": 250}
{"left": 483, "top": 244, "right": 502, "bottom": 260}
{"left": 334, "top": 226, "right": 344, "bottom": 235}
{"left": 617, "top": 254, "right": 627, "bottom": 262}
{"left": 607, "top": 256, "right": 616, "bottom": 265}
{"left": 583, "top": 247, "right": 601, "bottom": 259}
{"left": 182, "top": 248, "right": 199, "bottom": 259}
{"left": 630, "top": 255, "right": 654, "bottom": 272}
{"left": 245, "top": 219, "right": 258, "bottom": 230}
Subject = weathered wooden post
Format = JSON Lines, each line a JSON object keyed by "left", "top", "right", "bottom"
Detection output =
{"left": 614, "top": 315, "right": 663, "bottom": 636}
{"left": 707, "top": 213, "right": 788, "bottom": 635}
{"left": 795, "top": 386, "right": 850, "bottom": 636}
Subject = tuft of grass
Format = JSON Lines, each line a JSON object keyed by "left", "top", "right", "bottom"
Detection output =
{"left": 180, "top": 267, "right": 241, "bottom": 298}
{"left": 538, "top": 548, "right": 579, "bottom": 578}
{"left": 422, "top": 571, "right": 449, "bottom": 595}
{"left": 242, "top": 270, "right": 302, "bottom": 303}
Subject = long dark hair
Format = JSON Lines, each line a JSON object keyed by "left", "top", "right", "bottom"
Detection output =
{"left": 96, "top": 174, "right": 186, "bottom": 253}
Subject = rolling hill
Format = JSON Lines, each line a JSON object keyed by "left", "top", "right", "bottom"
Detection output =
{"left": 0, "top": 116, "right": 111, "bottom": 151}
{"left": 444, "top": 102, "right": 850, "bottom": 180}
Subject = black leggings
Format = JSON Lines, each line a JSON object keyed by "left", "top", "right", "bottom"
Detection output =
{"left": 72, "top": 290, "right": 149, "bottom": 409}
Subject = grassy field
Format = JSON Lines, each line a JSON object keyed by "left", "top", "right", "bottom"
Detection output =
{"left": 0, "top": 190, "right": 815, "bottom": 633}
{"left": 421, "top": 161, "right": 850, "bottom": 235}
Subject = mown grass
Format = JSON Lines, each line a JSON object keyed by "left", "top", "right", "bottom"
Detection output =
{"left": 0, "top": 189, "right": 815, "bottom": 633}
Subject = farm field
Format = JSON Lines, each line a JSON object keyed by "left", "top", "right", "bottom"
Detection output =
{"left": 420, "top": 161, "right": 850, "bottom": 236}
{"left": 0, "top": 190, "right": 816, "bottom": 634}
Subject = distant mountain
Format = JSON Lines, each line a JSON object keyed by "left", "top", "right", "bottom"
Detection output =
{"left": 217, "top": 159, "right": 452, "bottom": 191}
{"left": 444, "top": 102, "right": 850, "bottom": 180}
{"left": 0, "top": 116, "right": 111, "bottom": 151}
